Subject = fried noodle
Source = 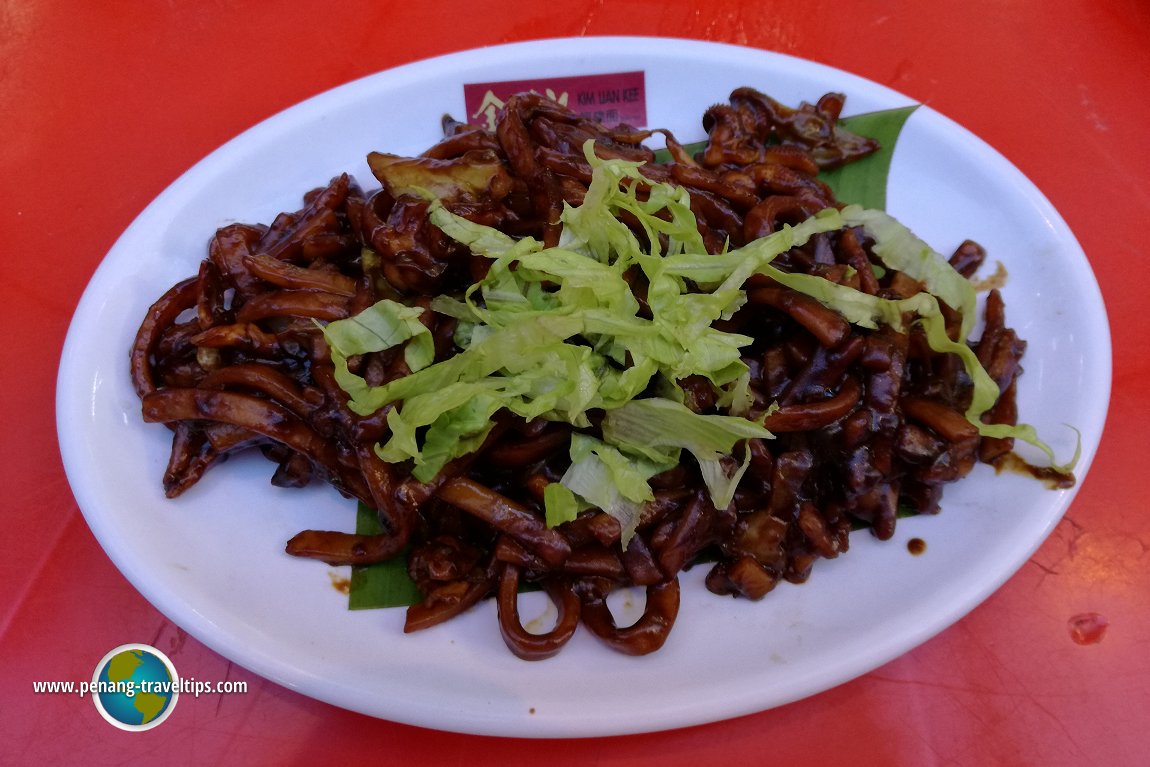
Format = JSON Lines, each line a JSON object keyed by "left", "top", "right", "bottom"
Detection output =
{"left": 131, "top": 88, "right": 1066, "bottom": 659}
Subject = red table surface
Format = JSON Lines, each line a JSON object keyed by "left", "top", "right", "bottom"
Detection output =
{"left": 3, "top": 1, "right": 1147, "bottom": 764}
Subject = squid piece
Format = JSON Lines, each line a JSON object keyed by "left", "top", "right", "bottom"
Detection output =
{"left": 405, "top": 577, "right": 495, "bottom": 633}
{"left": 496, "top": 563, "right": 581, "bottom": 660}
{"left": 763, "top": 377, "right": 862, "bottom": 432}
{"left": 187, "top": 323, "right": 281, "bottom": 356}
{"left": 727, "top": 87, "right": 881, "bottom": 170}
{"left": 743, "top": 195, "right": 825, "bottom": 240}
{"left": 749, "top": 286, "right": 851, "bottom": 348}
{"left": 901, "top": 396, "right": 980, "bottom": 444}
{"left": 579, "top": 578, "right": 681, "bottom": 656}
{"left": 197, "top": 362, "right": 324, "bottom": 420}
{"left": 435, "top": 477, "right": 571, "bottom": 568}
{"left": 233, "top": 289, "right": 351, "bottom": 323}
{"left": 705, "top": 555, "right": 779, "bottom": 600}
{"left": 161, "top": 422, "right": 219, "bottom": 498}
{"left": 130, "top": 277, "right": 199, "bottom": 398}
{"left": 284, "top": 529, "right": 407, "bottom": 567}
{"left": 140, "top": 389, "right": 344, "bottom": 485}
{"left": 241, "top": 253, "right": 357, "bottom": 296}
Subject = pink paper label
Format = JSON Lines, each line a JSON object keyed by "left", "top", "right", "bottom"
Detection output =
{"left": 463, "top": 71, "right": 647, "bottom": 131}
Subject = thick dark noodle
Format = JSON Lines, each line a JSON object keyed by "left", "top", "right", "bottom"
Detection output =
{"left": 132, "top": 88, "right": 1034, "bottom": 658}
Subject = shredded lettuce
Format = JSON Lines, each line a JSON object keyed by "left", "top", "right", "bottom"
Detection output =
{"left": 840, "top": 206, "right": 978, "bottom": 339}
{"left": 757, "top": 207, "right": 1076, "bottom": 472}
{"left": 323, "top": 145, "right": 790, "bottom": 492}
{"left": 323, "top": 142, "right": 1076, "bottom": 541}
{"left": 320, "top": 299, "right": 434, "bottom": 411}
{"left": 558, "top": 434, "right": 675, "bottom": 545}
{"left": 600, "top": 398, "right": 773, "bottom": 518}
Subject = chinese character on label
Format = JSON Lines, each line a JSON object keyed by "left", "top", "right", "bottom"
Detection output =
{"left": 463, "top": 72, "right": 646, "bottom": 131}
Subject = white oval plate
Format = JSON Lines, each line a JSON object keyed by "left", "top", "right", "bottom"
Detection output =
{"left": 57, "top": 37, "right": 1109, "bottom": 738}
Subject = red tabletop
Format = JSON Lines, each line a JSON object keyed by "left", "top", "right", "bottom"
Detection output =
{"left": 4, "top": 1, "right": 1147, "bottom": 764}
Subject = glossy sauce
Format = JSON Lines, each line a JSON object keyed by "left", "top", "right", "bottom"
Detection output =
{"left": 970, "top": 261, "right": 1009, "bottom": 292}
{"left": 993, "top": 452, "right": 1076, "bottom": 490}
{"left": 328, "top": 571, "right": 351, "bottom": 595}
